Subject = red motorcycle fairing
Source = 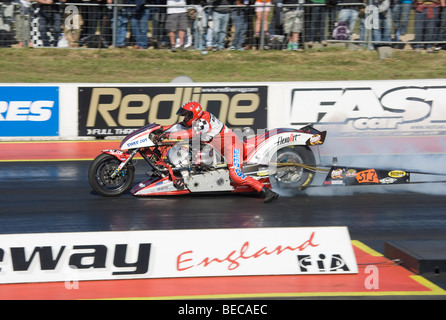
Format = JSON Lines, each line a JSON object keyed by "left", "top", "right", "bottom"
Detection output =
{"left": 102, "top": 149, "right": 131, "bottom": 162}
{"left": 131, "top": 172, "right": 271, "bottom": 196}
{"left": 131, "top": 176, "right": 191, "bottom": 196}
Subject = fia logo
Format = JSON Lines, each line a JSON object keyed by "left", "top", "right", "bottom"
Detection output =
{"left": 297, "top": 254, "right": 350, "bottom": 272}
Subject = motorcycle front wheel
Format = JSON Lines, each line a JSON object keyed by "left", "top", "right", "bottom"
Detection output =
{"left": 88, "top": 153, "right": 135, "bottom": 197}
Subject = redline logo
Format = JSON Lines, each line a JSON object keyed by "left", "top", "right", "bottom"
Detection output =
{"left": 78, "top": 86, "right": 268, "bottom": 136}
{"left": 85, "top": 87, "right": 261, "bottom": 127}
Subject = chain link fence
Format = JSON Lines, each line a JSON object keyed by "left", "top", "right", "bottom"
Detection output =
{"left": 0, "top": 0, "right": 445, "bottom": 52}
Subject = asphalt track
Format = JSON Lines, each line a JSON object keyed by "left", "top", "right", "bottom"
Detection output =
{"left": 1, "top": 139, "right": 446, "bottom": 300}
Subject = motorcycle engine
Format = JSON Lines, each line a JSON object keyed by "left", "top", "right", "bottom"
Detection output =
{"left": 196, "top": 144, "right": 215, "bottom": 166}
{"left": 167, "top": 144, "right": 191, "bottom": 167}
{"left": 167, "top": 143, "right": 217, "bottom": 168}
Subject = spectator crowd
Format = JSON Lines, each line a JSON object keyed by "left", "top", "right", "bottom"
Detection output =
{"left": 0, "top": 0, "right": 445, "bottom": 52}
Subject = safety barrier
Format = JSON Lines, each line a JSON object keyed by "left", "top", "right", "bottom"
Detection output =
{"left": 0, "top": 1, "right": 445, "bottom": 51}
{"left": 1, "top": 79, "right": 446, "bottom": 140}
{"left": 0, "top": 227, "right": 357, "bottom": 284}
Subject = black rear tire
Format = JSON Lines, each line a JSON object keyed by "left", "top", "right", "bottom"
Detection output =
{"left": 270, "top": 146, "right": 316, "bottom": 190}
{"left": 88, "top": 153, "right": 135, "bottom": 197}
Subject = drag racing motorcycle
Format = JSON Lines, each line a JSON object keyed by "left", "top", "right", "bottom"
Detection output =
{"left": 88, "top": 123, "right": 327, "bottom": 197}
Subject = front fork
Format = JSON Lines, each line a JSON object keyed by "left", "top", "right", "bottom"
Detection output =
{"left": 110, "top": 148, "right": 139, "bottom": 179}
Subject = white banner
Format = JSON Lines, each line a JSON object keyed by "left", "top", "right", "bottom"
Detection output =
{"left": 276, "top": 79, "right": 446, "bottom": 137}
{"left": 0, "top": 227, "right": 357, "bottom": 284}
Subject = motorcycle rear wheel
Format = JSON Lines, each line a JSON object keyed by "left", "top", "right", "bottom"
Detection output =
{"left": 88, "top": 153, "right": 135, "bottom": 197}
{"left": 271, "top": 146, "right": 315, "bottom": 190}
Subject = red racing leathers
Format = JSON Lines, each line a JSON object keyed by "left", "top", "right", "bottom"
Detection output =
{"left": 164, "top": 111, "right": 264, "bottom": 192}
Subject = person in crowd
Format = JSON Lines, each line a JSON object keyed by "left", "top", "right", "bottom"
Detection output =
{"left": 130, "top": 0, "right": 149, "bottom": 49}
{"left": 413, "top": 0, "right": 442, "bottom": 52}
{"left": 166, "top": 0, "right": 188, "bottom": 51}
{"left": 78, "top": 0, "right": 111, "bottom": 48}
{"left": 210, "top": 0, "right": 230, "bottom": 51}
{"left": 358, "top": 2, "right": 369, "bottom": 45}
{"left": 229, "top": 0, "right": 248, "bottom": 50}
{"left": 63, "top": 0, "right": 83, "bottom": 47}
{"left": 13, "top": 0, "right": 32, "bottom": 47}
{"left": 113, "top": 0, "right": 132, "bottom": 48}
{"left": 189, "top": 0, "right": 205, "bottom": 50}
{"left": 307, "top": 0, "right": 328, "bottom": 48}
{"left": 192, "top": 0, "right": 213, "bottom": 53}
{"left": 360, "top": 0, "right": 391, "bottom": 47}
{"left": 35, "top": 0, "right": 65, "bottom": 47}
{"left": 0, "top": 0, "right": 18, "bottom": 47}
{"left": 183, "top": 5, "right": 196, "bottom": 48}
{"left": 377, "top": 0, "right": 392, "bottom": 44}
{"left": 438, "top": 0, "right": 446, "bottom": 50}
{"left": 254, "top": 0, "right": 271, "bottom": 40}
{"left": 392, "top": 0, "right": 412, "bottom": 42}
{"left": 243, "top": 0, "right": 255, "bottom": 49}
{"left": 147, "top": 0, "right": 162, "bottom": 48}
{"left": 282, "top": 0, "right": 303, "bottom": 50}
{"left": 269, "top": 0, "right": 284, "bottom": 40}
{"left": 326, "top": 0, "right": 338, "bottom": 37}
{"left": 336, "top": 0, "right": 360, "bottom": 38}
{"left": 151, "top": 0, "right": 169, "bottom": 48}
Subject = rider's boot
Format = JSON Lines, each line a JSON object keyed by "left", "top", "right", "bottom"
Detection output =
{"left": 260, "top": 187, "right": 279, "bottom": 203}
{"left": 173, "top": 177, "right": 185, "bottom": 190}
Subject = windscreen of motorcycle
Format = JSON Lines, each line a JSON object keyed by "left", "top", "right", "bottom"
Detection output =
{"left": 167, "top": 144, "right": 191, "bottom": 167}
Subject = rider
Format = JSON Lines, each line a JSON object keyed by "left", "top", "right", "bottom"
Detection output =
{"left": 157, "top": 101, "right": 279, "bottom": 203}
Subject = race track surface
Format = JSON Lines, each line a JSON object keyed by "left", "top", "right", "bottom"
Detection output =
{"left": 1, "top": 140, "right": 446, "bottom": 300}
{"left": 2, "top": 160, "right": 446, "bottom": 243}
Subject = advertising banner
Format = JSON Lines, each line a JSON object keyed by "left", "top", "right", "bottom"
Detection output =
{"left": 78, "top": 85, "right": 268, "bottom": 137}
{"left": 0, "top": 227, "right": 357, "bottom": 284}
{"left": 0, "top": 86, "right": 59, "bottom": 137}
{"left": 282, "top": 80, "right": 446, "bottom": 137}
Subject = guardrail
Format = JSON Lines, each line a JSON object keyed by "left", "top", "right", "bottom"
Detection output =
{"left": 0, "top": 1, "right": 445, "bottom": 52}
